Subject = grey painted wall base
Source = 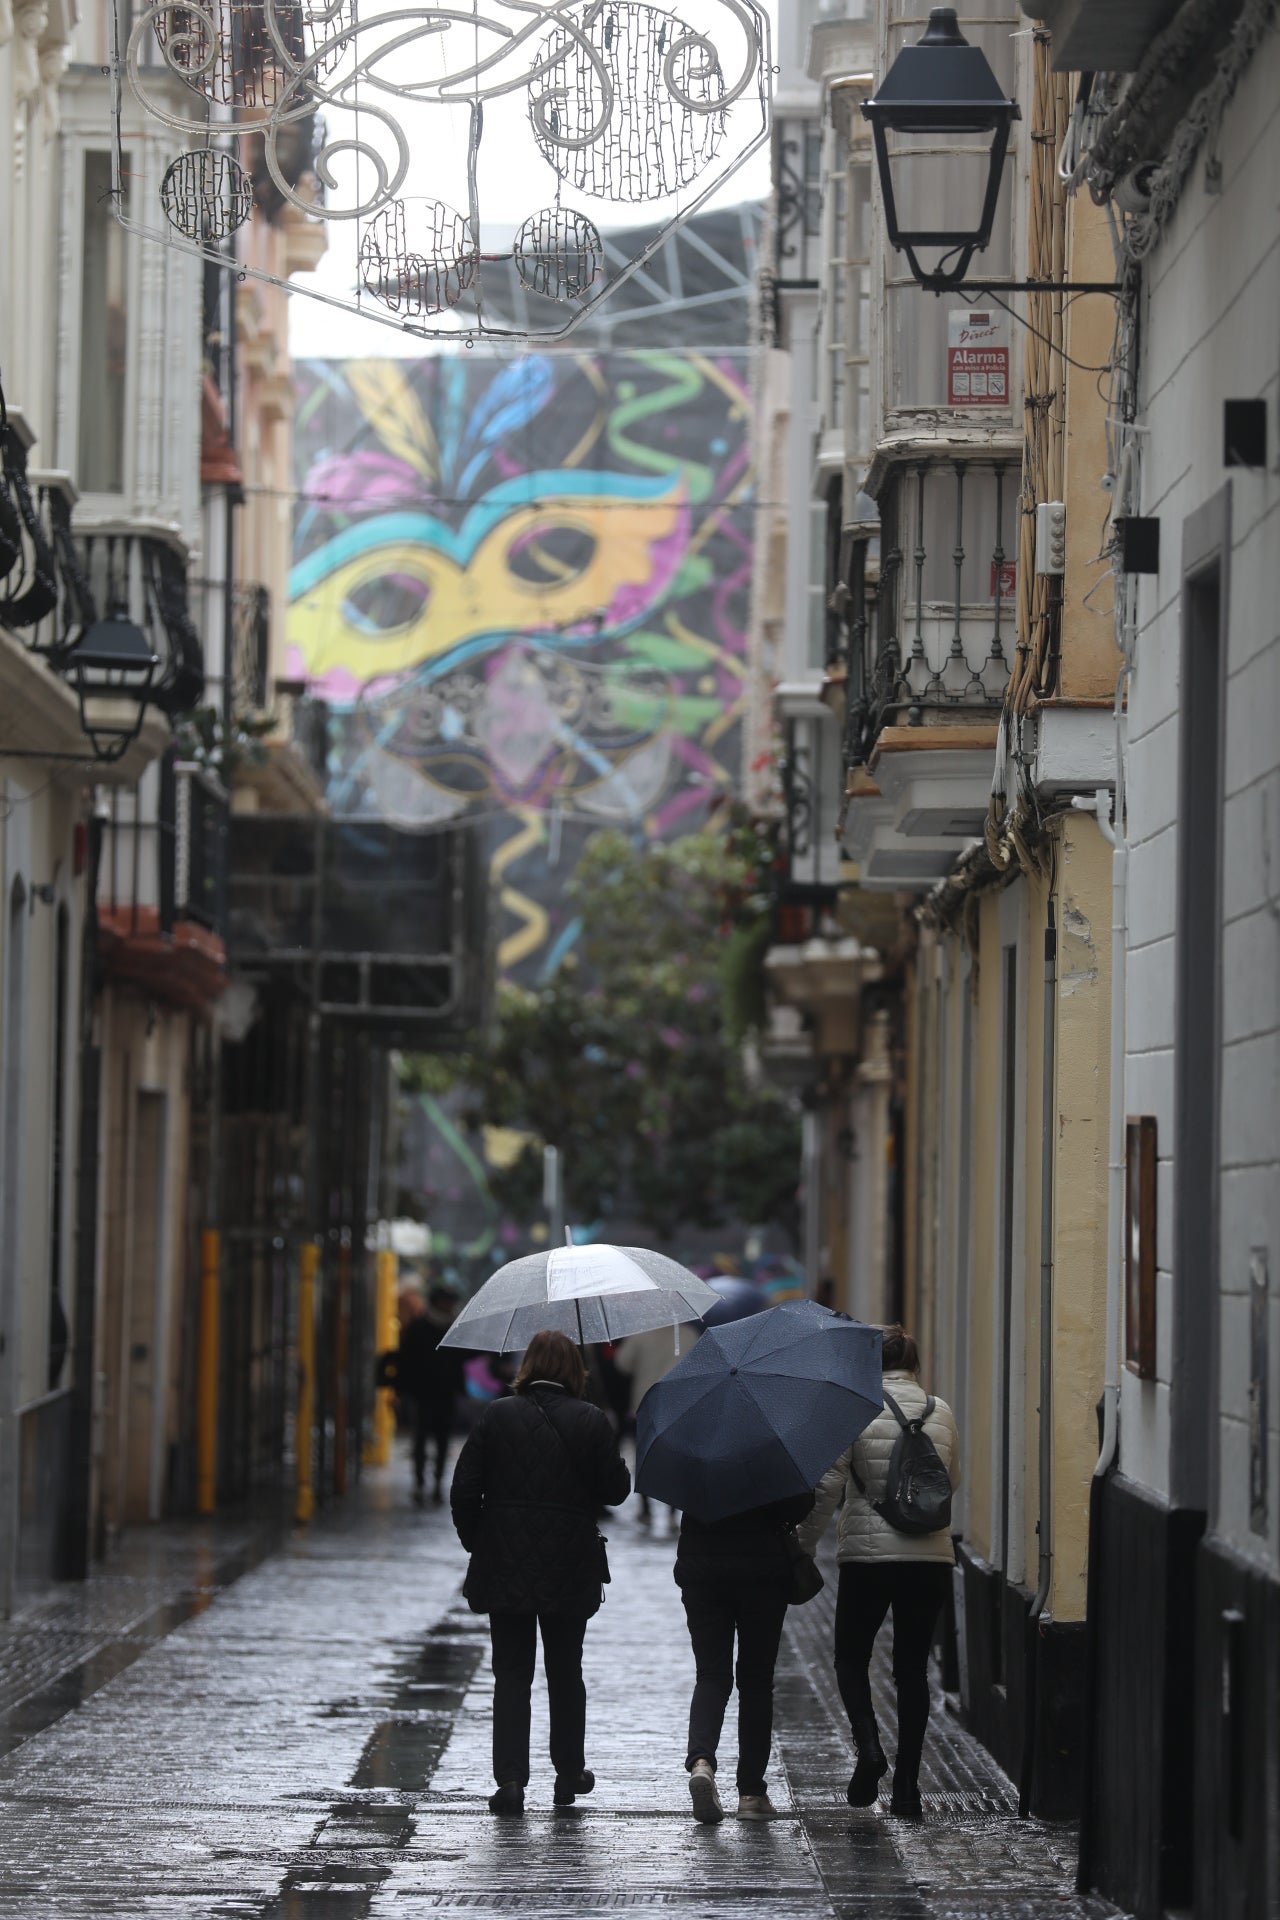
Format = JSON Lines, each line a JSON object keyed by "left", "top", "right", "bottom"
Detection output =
{"left": 953, "top": 1540, "right": 1086, "bottom": 1820}
{"left": 1087, "top": 1472, "right": 1204, "bottom": 1917}
{"left": 1195, "top": 1533, "right": 1280, "bottom": 1920}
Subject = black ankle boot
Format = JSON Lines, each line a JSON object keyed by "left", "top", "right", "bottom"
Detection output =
{"left": 847, "top": 1716, "right": 888, "bottom": 1806}
{"left": 553, "top": 1768, "right": 595, "bottom": 1806}
{"left": 488, "top": 1781, "right": 525, "bottom": 1816}
{"left": 889, "top": 1775, "right": 923, "bottom": 1819}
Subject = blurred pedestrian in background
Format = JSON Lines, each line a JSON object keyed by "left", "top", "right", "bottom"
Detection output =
{"left": 798, "top": 1324, "right": 961, "bottom": 1819}
{"left": 379, "top": 1284, "right": 466, "bottom": 1506}
{"left": 450, "top": 1329, "right": 631, "bottom": 1816}
{"left": 613, "top": 1324, "right": 686, "bottom": 1535}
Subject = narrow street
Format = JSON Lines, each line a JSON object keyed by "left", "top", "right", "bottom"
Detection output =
{"left": 0, "top": 1459, "right": 1106, "bottom": 1920}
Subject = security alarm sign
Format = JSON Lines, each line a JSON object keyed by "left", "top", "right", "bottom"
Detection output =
{"left": 948, "top": 309, "right": 1009, "bottom": 406}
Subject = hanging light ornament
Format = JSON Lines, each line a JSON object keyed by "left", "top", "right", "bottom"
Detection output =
{"left": 513, "top": 208, "right": 603, "bottom": 300}
{"left": 160, "top": 148, "right": 254, "bottom": 242}
{"left": 112, "top": 0, "right": 769, "bottom": 341}
{"left": 359, "top": 201, "right": 480, "bottom": 316}
{"left": 531, "top": 2, "right": 727, "bottom": 202}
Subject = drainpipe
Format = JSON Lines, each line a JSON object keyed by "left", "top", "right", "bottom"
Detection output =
{"left": 1074, "top": 708, "right": 1129, "bottom": 1885}
{"left": 1019, "top": 900, "right": 1057, "bottom": 1817}
{"left": 64, "top": 805, "right": 106, "bottom": 1579}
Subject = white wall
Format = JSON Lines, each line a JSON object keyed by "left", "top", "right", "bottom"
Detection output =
{"left": 1120, "top": 35, "right": 1280, "bottom": 1570}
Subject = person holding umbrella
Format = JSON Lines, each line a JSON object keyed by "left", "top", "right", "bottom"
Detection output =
{"left": 635, "top": 1301, "right": 884, "bottom": 1825}
{"left": 450, "top": 1329, "right": 631, "bottom": 1817}
{"left": 795, "top": 1324, "right": 961, "bottom": 1819}
{"left": 675, "top": 1482, "right": 815, "bottom": 1822}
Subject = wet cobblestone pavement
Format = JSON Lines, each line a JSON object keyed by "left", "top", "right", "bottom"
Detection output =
{"left": 0, "top": 1465, "right": 1115, "bottom": 1918}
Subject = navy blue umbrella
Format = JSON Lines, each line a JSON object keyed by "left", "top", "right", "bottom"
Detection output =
{"left": 635, "top": 1302, "right": 883, "bottom": 1521}
{"left": 701, "top": 1276, "right": 771, "bottom": 1326}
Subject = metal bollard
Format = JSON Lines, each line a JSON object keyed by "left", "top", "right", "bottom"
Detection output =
{"left": 196, "top": 1229, "right": 219, "bottom": 1516}
{"left": 365, "top": 1246, "right": 399, "bottom": 1467}
{"left": 296, "top": 1241, "right": 318, "bottom": 1523}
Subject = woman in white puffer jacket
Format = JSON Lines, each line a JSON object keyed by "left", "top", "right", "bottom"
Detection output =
{"left": 796, "top": 1325, "right": 960, "bottom": 1820}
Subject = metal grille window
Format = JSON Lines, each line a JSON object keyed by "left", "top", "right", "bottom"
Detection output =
{"left": 101, "top": 757, "right": 227, "bottom": 936}
{"left": 806, "top": 497, "right": 829, "bottom": 672}
{"left": 843, "top": 455, "right": 1014, "bottom": 765}
{"left": 780, "top": 705, "right": 844, "bottom": 900}
{"left": 845, "top": 153, "right": 873, "bottom": 466}
{"left": 821, "top": 127, "right": 848, "bottom": 431}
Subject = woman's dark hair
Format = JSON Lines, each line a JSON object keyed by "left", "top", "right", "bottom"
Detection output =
{"left": 880, "top": 1324, "right": 920, "bottom": 1375}
{"left": 513, "top": 1329, "right": 587, "bottom": 1398}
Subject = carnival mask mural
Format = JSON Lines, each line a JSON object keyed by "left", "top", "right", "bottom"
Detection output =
{"left": 290, "top": 346, "right": 752, "bottom": 972}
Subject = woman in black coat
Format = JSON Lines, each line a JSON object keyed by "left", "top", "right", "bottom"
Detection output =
{"left": 675, "top": 1488, "right": 815, "bottom": 1823}
{"left": 450, "top": 1328, "right": 631, "bottom": 1816}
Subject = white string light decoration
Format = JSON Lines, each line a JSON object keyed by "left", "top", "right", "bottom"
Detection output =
{"left": 111, "top": 0, "right": 769, "bottom": 340}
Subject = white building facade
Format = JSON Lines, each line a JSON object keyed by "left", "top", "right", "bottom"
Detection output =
{"left": 1047, "top": 4, "right": 1280, "bottom": 1912}
{"left": 1, "top": 0, "right": 209, "bottom": 1608}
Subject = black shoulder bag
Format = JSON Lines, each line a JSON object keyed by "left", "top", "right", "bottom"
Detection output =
{"left": 529, "top": 1397, "right": 612, "bottom": 1593}
{"left": 782, "top": 1528, "right": 825, "bottom": 1605}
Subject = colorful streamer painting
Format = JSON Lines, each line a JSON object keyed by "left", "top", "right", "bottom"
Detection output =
{"left": 290, "top": 348, "right": 754, "bottom": 984}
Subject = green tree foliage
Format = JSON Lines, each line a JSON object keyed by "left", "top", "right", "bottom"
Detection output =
{"left": 402, "top": 818, "right": 799, "bottom": 1242}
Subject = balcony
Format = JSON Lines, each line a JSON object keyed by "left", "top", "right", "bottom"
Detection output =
{"left": 227, "top": 817, "right": 489, "bottom": 1041}
{"left": 838, "top": 453, "right": 1011, "bottom": 879}
{"left": 776, "top": 696, "right": 845, "bottom": 917}
{"left": 230, "top": 584, "right": 270, "bottom": 718}
{"left": 97, "top": 755, "right": 228, "bottom": 1013}
{"left": 1, "top": 411, "right": 202, "bottom": 780}
{"left": 229, "top": 674, "right": 330, "bottom": 815}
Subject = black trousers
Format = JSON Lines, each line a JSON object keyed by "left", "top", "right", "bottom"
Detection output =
{"left": 681, "top": 1580, "right": 790, "bottom": 1796}
{"left": 833, "top": 1560, "right": 951, "bottom": 1788}
{"left": 488, "top": 1611, "right": 589, "bottom": 1788}
{"left": 411, "top": 1395, "right": 452, "bottom": 1490}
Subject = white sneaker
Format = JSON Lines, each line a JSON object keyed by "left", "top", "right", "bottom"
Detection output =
{"left": 689, "top": 1760, "right": 724, "bottom": 1824}
{"left": 736, "top": 1792, "right": 778, "bottom": 1820}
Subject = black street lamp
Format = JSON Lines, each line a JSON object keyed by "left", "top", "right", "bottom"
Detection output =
{"left": 62, "top": 605, "right": 159, "bottom": 763}
{"left": 863, "top": 7, "right": 1117, "bottom": 298}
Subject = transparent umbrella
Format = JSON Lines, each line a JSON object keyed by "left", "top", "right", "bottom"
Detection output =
{"left": 439, "top": 1242, "right": 721, "bottom": 1352}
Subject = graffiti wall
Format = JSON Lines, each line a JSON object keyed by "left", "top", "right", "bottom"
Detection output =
{"left": 290, "top": 348, "right": 754, "bottom": 985}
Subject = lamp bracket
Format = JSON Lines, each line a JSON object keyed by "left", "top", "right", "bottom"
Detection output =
{"left": 0, "top": 749, "right": 109, "bottom": 763}
{"left": 919, "top": 275, "right": 1122, "bottom": 298}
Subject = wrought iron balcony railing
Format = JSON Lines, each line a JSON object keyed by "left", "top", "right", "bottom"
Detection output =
{"left": 231, "top": 582, "right": 271, "bottom": 716}
{"left": 842, "top": 455, "right": 1015, "bottom": 771}
{"left": 77, "top": 528, "right": 205, "bottom": 715}
{"left": 272, "top": 681, "right": 330, "bottom": 784}
{"left": 100, "top": 753, "right": 227, "bottom": 938}
{"left": 1, "top": 426, "right": 91, "bottom": 650}
{"left": 777, "top": 709, "right": 843, "bottom": 912}
{"left": 2, "top": 422, "right": 205, "bottom": 719}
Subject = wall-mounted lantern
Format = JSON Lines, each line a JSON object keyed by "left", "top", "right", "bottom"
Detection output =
{"left": 863, "top": 7, "right": 1116, "bottom": 298}
{"left": 862, "top": 8, "right": 1019, "bottom": 293}
{"left": 62, "top": 606, "right": 159, "bottom": 762}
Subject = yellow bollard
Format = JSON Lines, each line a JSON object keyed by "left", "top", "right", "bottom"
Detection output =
{"left": 365, "top": 1247, "right": 399, "bottom": 1467}
{"left": 296, "top": 1240, "right": 319, "bottom": 1523}
{"left": 333, "top": 1236, "right": 350, "bottom": 1497}
{"left": 196, "top": 1229, "right": 219, "bottom": 1515}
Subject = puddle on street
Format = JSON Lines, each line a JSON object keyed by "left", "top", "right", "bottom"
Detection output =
{"left": 239, "top": 1607, "right": 487, "bottom": 1919}
{"left": 350, "top": 1715, "right": 456, "bottom": 1791}
{"left": 233, "top": 1862, "right": 392, "bottom": 1919}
